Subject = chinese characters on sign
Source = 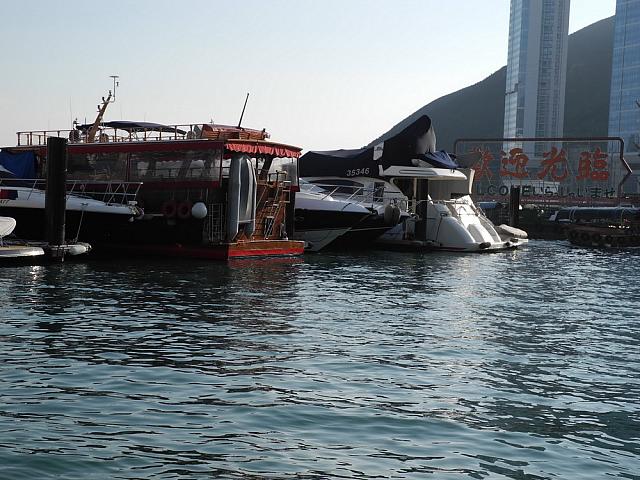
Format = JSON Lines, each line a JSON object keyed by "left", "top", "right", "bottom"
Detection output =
{"left": 500, "top": 148, "right": 529, "bottom": 179}
{"left": 471, "top": 145, "right": 615, "bottom": 200}
{"left": 576, "top": 148, "right": 609, "bottom": 181}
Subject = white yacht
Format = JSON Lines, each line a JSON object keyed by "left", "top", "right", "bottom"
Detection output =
{"left": 294, "top": 180, "right": 374, "bottom": 251}
{"left": 0, "top": 165, "right": 142, "bottom": 243}
{"left": 299, "top": 115, "right": 527, "bottom": 252}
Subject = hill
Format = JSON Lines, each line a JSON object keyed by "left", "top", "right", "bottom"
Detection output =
{"left": 368, "top": 17, "right": 614, "bottom": 151}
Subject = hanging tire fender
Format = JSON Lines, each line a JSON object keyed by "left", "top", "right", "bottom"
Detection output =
{"left": 177, "top": 200, "right": 193, "bottom": 220}
{"left": 162, "top": 199, "right": 177, "bottom": 218}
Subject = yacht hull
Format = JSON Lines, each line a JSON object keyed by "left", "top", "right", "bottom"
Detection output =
{"left": 0, "top": 206, "right": 136, "bottom": 243}
{"left": 294, "top": 208, "right": 370, "bottom": 251}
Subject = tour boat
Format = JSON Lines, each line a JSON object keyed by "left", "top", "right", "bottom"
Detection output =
{"left": 3, "top": 97, "right": 304, "bottom": 259}
{"left": 300, "top": 115, "right": 528, "bottom": 252}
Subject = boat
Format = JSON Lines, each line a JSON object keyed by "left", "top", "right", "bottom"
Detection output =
{"left": 0, "top": 215, "right": 92, "bottom": 263}
{"left": 550, "top": 206, "right": 640, "bottom": 248}
{"left": 3, "top": 91, "right": 304, "bottom": 260}
{"left": 297, "top": 176, "right": 408, "bottom": 247}
{"left": 0, "top": 216, "right": 45, "bottom": 261}
{"left": 0, "top": 159, "right": 142, "bottom": 244}
{"left": 300, "top": 115, "right": 527, "bottom": 252}
{"left": 293, "top": 180, "right": 374, "bottom": 251}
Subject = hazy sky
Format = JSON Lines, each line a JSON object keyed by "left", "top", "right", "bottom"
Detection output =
{"left": 0, "top": 0, "right": 615, "bottom": 151}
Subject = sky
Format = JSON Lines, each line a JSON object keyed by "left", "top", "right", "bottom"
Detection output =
{"left": 0, "top": 0, "right": 616, "bottom": 151}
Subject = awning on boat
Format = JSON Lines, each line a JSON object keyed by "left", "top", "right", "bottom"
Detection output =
{"left": 76, "top": 121, "right": 187, "bottom": 135}
{"left": 299, "top": 115, "right": 458, "bottom": 177}
{"left": 225, "top": 141, "right": 301, "bottom": 158}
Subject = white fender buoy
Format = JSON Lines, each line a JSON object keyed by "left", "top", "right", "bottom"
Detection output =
{"left": 496, "top": 224, "right": 528, "bottom": 239}
{"left": 191, "top": 202, "right": 208, "bottom": 219}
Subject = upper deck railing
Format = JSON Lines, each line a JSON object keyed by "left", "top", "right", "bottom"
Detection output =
{"left": 16, "top": 123, "right": 271, "bottom": 147}
{"left": 0, "top": 177, "right": 142, "bottom": 206}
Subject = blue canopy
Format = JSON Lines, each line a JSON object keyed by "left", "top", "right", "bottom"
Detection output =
{"left": 0, "top": 150, "right": 36, "bottom": 178}
{"left": 76, "top": 121, "right": 187, "bottom": 135}
{"left": 418, "top": 151, "right": 458, "bottom": 169}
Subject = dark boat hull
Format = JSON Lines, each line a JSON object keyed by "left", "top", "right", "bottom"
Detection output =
{"left": 326, "top": 214, "right": 394, "bottom": 248}
{"left": 566, "top": 225, "right": 640, "bottom": 248}
{"left": 0, "top": 207, "right": 135, "bottom": 243}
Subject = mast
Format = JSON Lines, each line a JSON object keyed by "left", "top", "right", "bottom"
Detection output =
{"left": 237, "top": 93, "right": 249, "bottom": 129}
{"left": 86, "top": 75, "right": 119, "bottom": 143}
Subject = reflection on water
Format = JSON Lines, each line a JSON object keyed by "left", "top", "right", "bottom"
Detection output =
{"left": 0, "top": 241, "right": 638, "bottom": 478}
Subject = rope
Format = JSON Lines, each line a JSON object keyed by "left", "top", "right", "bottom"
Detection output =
{"left": 74, "top": 207, "right": 86, "bottom": 243}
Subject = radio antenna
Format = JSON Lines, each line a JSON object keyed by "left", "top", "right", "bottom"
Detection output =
{"left": 109, "top": 75, "right": 119, "bottom": 102}
{"left": 237, "top": 93, "right": 250, "bottom": 128}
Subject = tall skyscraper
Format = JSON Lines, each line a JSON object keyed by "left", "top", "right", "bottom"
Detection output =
{"left": 608, "top": 0, "right": 640, "bottom": 157}
{"left": 503, "top": 0, "right": 571, "bottom": 144}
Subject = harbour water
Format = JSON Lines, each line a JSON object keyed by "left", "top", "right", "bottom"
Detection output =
{"left": 1, "top": 240, "right": 638, "bottom": 479}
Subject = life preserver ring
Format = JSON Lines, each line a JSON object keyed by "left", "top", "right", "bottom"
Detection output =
{"left": 177, "top": 200, "right": 192, "bottom": 219}
{"left": 162, "top": 199, "right": 177, "bottom": 218}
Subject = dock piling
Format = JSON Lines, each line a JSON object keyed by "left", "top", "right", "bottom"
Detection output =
{"left": 45, "top": 137, "right": 68, "bottom": 260}
{"left": 509, "top": 186, "right": 521, "bottom": 228}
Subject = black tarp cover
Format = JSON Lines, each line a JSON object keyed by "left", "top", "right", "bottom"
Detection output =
{"left": 299, "top": 115, "right": 457, "bottom": 177}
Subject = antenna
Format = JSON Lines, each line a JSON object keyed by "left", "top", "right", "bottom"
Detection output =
{"left": 109, "top": 75, "right": 119, "bottom": 103}
{"left": 237, "top": 93, "right": 250, "bottom": 128}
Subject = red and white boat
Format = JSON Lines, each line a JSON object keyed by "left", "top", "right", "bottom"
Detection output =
{"left": 1, "top": 95, "right": 304, "bottom": 260}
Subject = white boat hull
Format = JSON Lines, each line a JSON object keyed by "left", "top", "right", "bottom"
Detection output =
{"left": 377, "top": 196, "right": 528, "bottom": 252}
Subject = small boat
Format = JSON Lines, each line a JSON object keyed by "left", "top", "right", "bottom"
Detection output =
{"left": 551, "top": 206, "right": 640, "bottom": 248}
{"left": 300, "top": 115, "right": 527, "bottom": 252}
{"left": 0, "top": 216, "right": 41, "bottom": 260}
{"left": 0, "top": 216, "right": 91, "bottom": 263}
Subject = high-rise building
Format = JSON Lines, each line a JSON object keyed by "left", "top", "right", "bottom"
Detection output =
{"left": 608, "top": 0, "right": 640, "bottom": 158}
{"left": 503, "top": 0, "right": 571, "bottom": 144}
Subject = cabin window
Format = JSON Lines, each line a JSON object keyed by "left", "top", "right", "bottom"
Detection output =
{"left": 68, "top": 152, "right": 128, "bottom": 180}
{"left": 129, "top": 149, "right": 222, "bottom": 181}
{"left": 308, "top": 179, "right": 365, "bottom": 195}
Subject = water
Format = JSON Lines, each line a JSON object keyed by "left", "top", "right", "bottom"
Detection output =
{"left": 1, "top": 241, "right": 638, "bottom": 479}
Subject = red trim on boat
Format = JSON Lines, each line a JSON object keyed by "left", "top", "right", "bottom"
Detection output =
{"left": 225, "top": 140, "right": 301, "bottom": 158}
{"left": 98, "top": 241, "right": 305, "bottom": 260}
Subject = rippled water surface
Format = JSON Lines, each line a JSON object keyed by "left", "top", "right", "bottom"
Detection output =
{"left": 1, "top": 240, "right": 639, "bottom": 479}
